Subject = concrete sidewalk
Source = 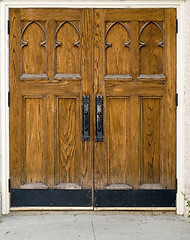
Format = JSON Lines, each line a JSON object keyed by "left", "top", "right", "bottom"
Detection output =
{"left": 0, "top": 212, "right": 190, "bottom": 240}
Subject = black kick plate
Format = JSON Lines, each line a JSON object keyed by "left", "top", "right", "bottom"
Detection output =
{"left": 11, "top": 189, "right": 92, "bottom": 207}
{"left": 95, "top": 190, "right": 176, "bottom": 207}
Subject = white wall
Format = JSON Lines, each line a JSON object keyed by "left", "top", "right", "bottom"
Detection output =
{"left": 183, "top": 0, "right": 190, "bottom": 215}
{"left": 0, "top": 0, "right": 189, "bottom": 215}
{"left": 0, "top": 1, "right": 2, "bottom": 216}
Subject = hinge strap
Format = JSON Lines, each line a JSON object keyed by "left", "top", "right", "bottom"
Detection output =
{"left": 176, "top": 93, "right": 178, "bottom": 107}
{"left": 176, "top": 19, "right": 178, "bottom": 34}
{"left": 8, "top": 20, "right": 10, "bottom": 35}
{"left": 8, "top": 91, "right": 10, "bottom": 107}
{"left": 8, "top": 179, "right": 11, "bottom": 193}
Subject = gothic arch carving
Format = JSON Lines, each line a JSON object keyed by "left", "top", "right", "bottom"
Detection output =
{"left": 55, "top": 21, "right": 80, "bottom": 48}
{"left": 21, "top": 21, "right": 47, "bottom": 49}
{"left": 21, "top": 21, "right": 47, "bottom": 77}
{"left": 139, "top": 21, "right": 164, "bottom": 49}
{"left": 105, "top": 21, "right": 131, "bottom": 50}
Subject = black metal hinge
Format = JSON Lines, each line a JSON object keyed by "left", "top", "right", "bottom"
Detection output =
{"left": 176, "top": 19, "right": 178, "bottom": 34}
{"left": 8, "top": 91, "right": 10, "bottom": 107}
{"left": 8, "top": 20, "right": 10, "bottom": 35}
{"left": 175, "top": 178, "right": 178, "bottom": 192}
{"left": 8, "top": 179, "right": 11, "bottom": 193}
{"left": 176, "top": 93, "right": 178, "bottom": 107}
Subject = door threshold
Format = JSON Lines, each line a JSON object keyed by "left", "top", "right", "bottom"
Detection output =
{"left": 10, "top": 207, "right": 176, "bottom": 212}
{"left": 94, "top": 207, "right": 176, "bottom": 211}
{"left": 10, "top": 207, "right": 94, "bottom": 211}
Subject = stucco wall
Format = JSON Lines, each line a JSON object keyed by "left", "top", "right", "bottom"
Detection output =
{"left": 0, "top": 0, "right": 190, "bottom": 215}
{"left": 184, "top": 0, "right": 190, "bottom": 215}
{"left": 0, "top": 1, "right": 2, "bottom": 216}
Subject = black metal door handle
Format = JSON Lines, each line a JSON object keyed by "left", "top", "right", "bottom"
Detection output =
{"left": 96, "top": 96, "right": 103, "bottom": 142}
{"left": 82, "top": 95, "right": 90, "bottom": 141}
{"left": 84, "top": 111, "right": 88, "bottom": 131}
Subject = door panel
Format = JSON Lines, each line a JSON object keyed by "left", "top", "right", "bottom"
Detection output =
{"left": 56, "top": 97, "right": 80, "bottom": 185}
{"left": 10, "top": 8, "right": 93, "bottom": 207}
{"left": 24, "top": 97, "right": 46, "bottom": 185}
{"left": 94, "top": 8, "right": 176, "bottom": 207}
{"left": 107, "top": 97, "right": 130, "bottom": 187}
{"left": 105, "top": 21, "right": 131, "bottom": 76}
{"left": 55, "top": 21, "right": 80, "bottom": 76}
{"left": 140, "top": 97, "right": 161, "bottom": 185}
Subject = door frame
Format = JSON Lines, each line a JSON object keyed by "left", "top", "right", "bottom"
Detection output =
{"left": 0, "top": 0, "right": 184, "bottom": 215}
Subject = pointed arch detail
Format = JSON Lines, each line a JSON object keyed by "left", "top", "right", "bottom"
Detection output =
{"left": 105, "top": 21, "right": 131, "bottom": 50}
{"left": 21, "top": 21, "right": 47, "bottom": 49}
{"left": 139, "top": 21, "right": 164, "bottom": 49}
{"left": 55, "top": 21, "right": 80, "bottom": 48}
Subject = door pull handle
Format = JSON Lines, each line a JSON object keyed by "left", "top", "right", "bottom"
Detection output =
{"left": 96, "top": 96, "right": 103, "bottom": 142}
{"left": 82, "top": 95, "right": 90, "bottom": 141}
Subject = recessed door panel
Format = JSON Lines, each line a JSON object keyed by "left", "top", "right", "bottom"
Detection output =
{"left": 25, "top": 97, "right": 46, "bottom": 186}
{"left": 55, "top": 97, "right": 81, "bottom": 187}
{"left": 107, "top": 97, "right": 130, "bottom": 188}
{"left": 140, "top": 97, "right": 161, "bottom": 186}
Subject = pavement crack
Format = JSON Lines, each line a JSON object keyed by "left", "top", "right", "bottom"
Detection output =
{"left": 91, "top": 218, "right": 97, "bottom": 240}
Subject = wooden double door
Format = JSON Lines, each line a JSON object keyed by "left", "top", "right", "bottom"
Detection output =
{"left": 10, "top": 8, "right": 176, "bottom": 208}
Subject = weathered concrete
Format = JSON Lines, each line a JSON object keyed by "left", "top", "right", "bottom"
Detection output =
{"left": 0, "top": 212, "right": 190, "bottom": 240}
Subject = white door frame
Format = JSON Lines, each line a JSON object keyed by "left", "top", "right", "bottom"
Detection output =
{"left": 0, "top": 0, "right": 185, "bottom": 215}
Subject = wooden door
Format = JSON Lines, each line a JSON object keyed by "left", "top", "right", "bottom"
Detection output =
{"left": 9, "top": 9, "right": 93, "bottom": 207}
{"left": 94, "top": 9, "right": 176, "bottom": 208}
{"left": 10, "top": 8, "right": 176, "bottom": 208}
